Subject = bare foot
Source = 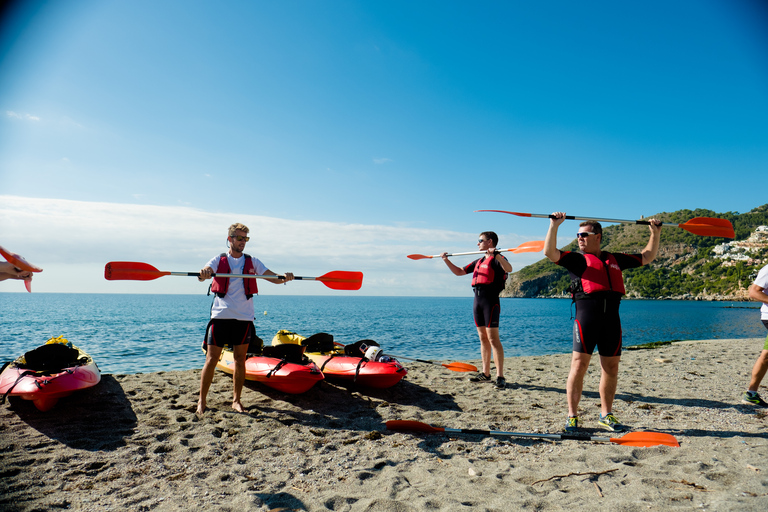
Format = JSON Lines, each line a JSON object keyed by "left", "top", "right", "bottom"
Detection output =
{"left": 232, "top": 401, "right": 245, "bottom": 413}
{"left": 196, "top": 401, "right": 206, "bottom": 416}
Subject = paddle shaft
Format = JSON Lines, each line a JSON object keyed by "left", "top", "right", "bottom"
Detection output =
{"left": 441, "top": 427, "right": 610, "bottom": 442}
{"left": 519, "top": 213, "right": 676, "bottom": 228}
{"left": 387, "top": 355, "right": 446, "bottom": 365}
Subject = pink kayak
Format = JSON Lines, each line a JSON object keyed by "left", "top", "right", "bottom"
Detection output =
{"left": 0, "top": 336, "right": 101, "bottom": 412}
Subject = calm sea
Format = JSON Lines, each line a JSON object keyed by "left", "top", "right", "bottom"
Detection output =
{"left": 1, "top": 293, "right": 765, "bottom": 374}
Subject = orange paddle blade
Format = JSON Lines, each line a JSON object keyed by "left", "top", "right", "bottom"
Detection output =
{"left": 509, "top": 240, "right": 545, "bottom": 253}
{"left": 679, "top": 217, "right": 734, "bottom": 238}
{"left": 609, "top": 432, "right": 680, "bottom": 447}
{"left": 0, "top": 244, "right": 43, "bottom": 272}
{"left": 313, "top": 271, "right": 364, "bottom": 291}
{"left": 441, "top": 362, "right": 478, "bottom": 372}
{"left": 406, "top": 253, "right": 432, "bottom": 260}
{"left": 104, "top": 262, "right": 170, "bottom": 281}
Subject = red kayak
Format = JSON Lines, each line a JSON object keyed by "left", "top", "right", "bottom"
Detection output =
{"left": 214, "top": 344, "right": 324, "bottom": 394}
{"left": 0, "top": 336, "right": 101, "bottom": 412}
{"left": 272, "top": 330, "right": 407, "bottom": 389}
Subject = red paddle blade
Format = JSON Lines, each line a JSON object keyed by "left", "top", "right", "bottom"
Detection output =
{"left": 475, "top": 209, "right": 529, "bottom": 216}
{"left": 680, "top": 217, "right": 734, "bottom": 238}
{"left": 509, "top": 240, "right": 545, "bottom": 253}
{"left": 442, "top": 362, "right": 478, "bottom": 372}
{"left": 610, "top": 432, "right": 680, "bottom": 447}
{"left": 316, "top": 271, "right": 363, "bottom": 290}
{"left": 104, "top": 262, "right": 170, "bottom": 281}
{"left": 386, "top": 420, "right": 445, "bottom": 433}
{"left": 406, "top": 254, "right": 433, "bottom": 260}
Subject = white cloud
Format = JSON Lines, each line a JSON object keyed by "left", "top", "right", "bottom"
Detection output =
{"left": 373, "top": 157, "right": 392, "bottom": 164}
{"left": 0, "top": 196, "right": 545, "bottom": 296}
{"left": 6, "top": 111, "right": 40, "bottom": 121}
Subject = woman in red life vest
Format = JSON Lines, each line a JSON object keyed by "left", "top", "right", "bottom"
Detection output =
{"left": 442, "top": 231, "right": 513, "bottom": 389}
{"left": 197, "top": 223, "right": 294, "bottom": 415}
{"left": 544, "top": 212, "right": 661, "bottom": 433}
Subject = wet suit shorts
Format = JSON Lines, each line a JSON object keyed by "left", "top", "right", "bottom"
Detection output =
{"left": 205, "top": 319, "right": 254, "bottom": 348}
{"left": 473, "top": 288, "right": 500, "bottom": 328}
{"left": 573, "top": 298, "right": 622, "bottom": 356}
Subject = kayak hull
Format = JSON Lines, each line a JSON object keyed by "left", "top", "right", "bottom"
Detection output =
{"left": 272, "top": 330, "right": 407, "bottom": 389}
{"left": 216, "top": 348, "right": 324, "bottom": 394}
{"left": 0, "top": 340, "right": 101, "bottom": 412}
{"left": 305, "top": 353, "right": 407, "bottom": 388}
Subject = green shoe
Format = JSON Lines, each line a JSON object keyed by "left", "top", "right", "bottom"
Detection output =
{"left": 743, "top": 391, "right": 768, "bottom": 407}
{"left": 598, "top": 413, "right": 626, "bottom": 432}
{"left": 565, "top": 416, "right": 579, "bottom": 432}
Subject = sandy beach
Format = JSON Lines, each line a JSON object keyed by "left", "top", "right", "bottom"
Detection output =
{"left": 2, "top": 337, "right": 768, "bottom": 511}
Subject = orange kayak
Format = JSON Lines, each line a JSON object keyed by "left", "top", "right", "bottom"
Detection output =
{"left": 272, "top": 330, "right": 407, "bottom": 389}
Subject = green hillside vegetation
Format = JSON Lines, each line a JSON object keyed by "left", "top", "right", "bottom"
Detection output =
{"left": 503, "top": 204, "right": 768, "bottom": 299}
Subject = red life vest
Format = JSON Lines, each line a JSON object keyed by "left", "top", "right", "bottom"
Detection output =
{"left": 578, "top": 252, "right": 626, "bottom": 295}
{"left": 211, "top": 253, "right": 258, "bottom": 299}
{"left": 471, "top": 255, "right": 506, "bottom": 289}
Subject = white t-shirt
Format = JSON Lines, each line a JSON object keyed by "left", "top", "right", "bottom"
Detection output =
{"left": 206, "top": 253, "right": 268, "bottom": 321}
{"left": 753, "top": 264, "right": 768, "bottom": 320}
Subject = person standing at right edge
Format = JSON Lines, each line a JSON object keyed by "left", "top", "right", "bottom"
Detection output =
{"left": 743, "top": 263, "right": 768, "bottom": 407}
{"left": 544, "top": 212, "right": 661, "bottom": 432}
{"left": 442, "top": 231, "right": 513, "bottom": 389}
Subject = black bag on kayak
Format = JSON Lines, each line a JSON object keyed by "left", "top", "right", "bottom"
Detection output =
{"left": 21, "top": 343, "right": 81, "bottom": 372}
{"left": 344, "top": 339, "right": 379, "bottom": 357}
{"left": 302, "top": 332, "right": 335, "bottom": 353}
{"left": 262, "top": 344, "right": 306, "bottom": 364}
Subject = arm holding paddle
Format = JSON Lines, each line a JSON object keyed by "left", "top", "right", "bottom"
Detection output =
{"left": 0, "top": 261, "right": 33, "bottom": 282}
{"left": 543, "top": 212, "right": 567, "bottom": 263}
{"left": 640, "top": 220, "right": 663, "bottom": 265}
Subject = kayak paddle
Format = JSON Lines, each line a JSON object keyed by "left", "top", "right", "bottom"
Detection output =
{"left": 407, "top": 240, "right": 544, "bottom": 260}
{"left": 0, "top": 244, "right": 42, "bottom": 293}
{"left": 386, "top": 420, "right": 680, "bottom": 447}
{"left": 104, "top": 262, "right": 363, "bottom": 291}
{"left": 476, "top": 210, "right": 735, "bottom": 239}
{"left": 386, "top": 355, "right": 478, "bottom": 372}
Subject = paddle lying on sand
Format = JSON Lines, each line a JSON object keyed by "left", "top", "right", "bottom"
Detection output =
{"left": 386, "top": 420, "right": 680, "bottom": 447}
{"left": 386, "top": 355, "right": 478, "bottom": 372}
{"left": 0, "top": 244, "right": 43, "bottom": 293}
{"left": 407, "top": 240, "right": 545, "bottom": 260}
{"left": 475, "top": 210, "right": 735, "bottom": 239}
{"left": 104, "top": 262, "right": 364, "bottom": 291}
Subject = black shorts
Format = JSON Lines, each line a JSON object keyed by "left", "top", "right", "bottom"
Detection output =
{"left": 205, "top": 319, "right": 254, "bottom": 348}
{"left": 573, "top": 298, "right": 622, "bottom": 356}
{"left": 473, "top": 288, "right": 500, "bottom": 328}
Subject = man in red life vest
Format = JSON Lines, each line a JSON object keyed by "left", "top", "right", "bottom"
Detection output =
{"left": 197, "top": 223, "right": 294, "bottom": 415}
{"left": 442, "top": 231, "right": 513, "bottom": 389}
{"left": 544, "top": 213, "right": 661, "bottom": 432}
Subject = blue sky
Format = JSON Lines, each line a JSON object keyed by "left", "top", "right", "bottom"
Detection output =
{"left": 1, "top": 0, "right": 767, "bottom": 295}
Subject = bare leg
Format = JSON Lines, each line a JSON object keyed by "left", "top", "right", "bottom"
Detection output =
{"left": 598, "top": 355, "right": 621, "bottom": 416}
{"left": 748, "top": 350, "right": 768, "bottom": 391}
{"left": 475, "top": 327, "right": 492, "bottom": 377}
{"left": 484, "top": 327, "right": 504, "bottom": 378}
{"left": 198, "top": 344, "right": 223, "bottom": 415}
{"left": 231, "top": 343, "right": 248, "bottom": 413}
{"left": 567, "top": 352, "right": 592, "bottom": 417}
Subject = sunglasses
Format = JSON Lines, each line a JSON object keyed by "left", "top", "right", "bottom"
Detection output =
{"left": 576, "top": 232, "right": 597, "bottom": 238}
{"left": 478, "top": 239, "right": 489, "bottom": 244}
{"left": 232, "top": 235, "right": 250, "bottom": 242}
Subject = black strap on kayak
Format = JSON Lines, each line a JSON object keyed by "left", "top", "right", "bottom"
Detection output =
{"left": 266, "top": 360, "right": 287, "bottom": 379}
{"left": 354, "top": 357, "right": 367, "bottom": 383}
{"left": 319, "top": 354, "right": 338, "bottom": 373}
{"left": 1, "top": 369, "right": 35, "bottom": 405}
